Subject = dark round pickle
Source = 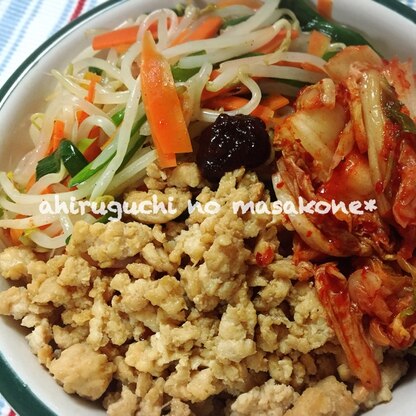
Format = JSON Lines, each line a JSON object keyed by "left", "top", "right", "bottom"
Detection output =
{"left": 196, "top": 114, "right": 271, "bottom": 181}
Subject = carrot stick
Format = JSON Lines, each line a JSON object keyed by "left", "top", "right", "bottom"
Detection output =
{"left": 301, "top": 62, "right": 325, "bottom": 73}
{"left": 76, "top": 110, "right": 88, "bottom": 125}
{"left": 171, "top": 16, "right": 223, "bottom": 46}
{"left": 156, "top": 150, "right": 177, "bottom": 168}
{"left": 92, "top": 26, "right": 139, "bottom": 50}
{"left": 170, "top": 30, "right": 191, "bottom": 47}
{"left": 77, "top": 73, "right": 101, "bottom": 126}
{"left": 92, "top": 19, "right": 178, "bottom": 50}
{"left": 85, "top": 72, "right": 101, "bottom": 103}
{"left": 205, "top": 96, "right": 274, "bottom": 123}
{"left": 26, "top": 174, "right": 53, "bottom": 193}
{"left": 200, "top": 70, "right": 249, "bottom": 101}
{"left": 256, "top": 29, "right": 299, "bottom": 55}
{"left": 217, "top": 0, "right": 263, "bottom": 9}
{"left": 307, "top": 30, "right": 331, "bottom": 57}
{"left": 201, "top": 85, "right": 249, "bottom": 102}
{"left": 275, "top": 60, "right": 324, "bottom": 73}
{"left": 317, "top": 0, "right": 333, "bottom": 20}
{"left": 141, "top": 31, "right": 192, "bottom": 160}
{"left": 46, "top": 120, "right": 65, "bottom": 155}
{"left": 261, "top": 95, "right": 290, "bottom": 111}
{"left": 25, "top": 174, "right": 36, "bottom": 192}
{"left": 186, "top": 16, "right": 223, "bottom": 42}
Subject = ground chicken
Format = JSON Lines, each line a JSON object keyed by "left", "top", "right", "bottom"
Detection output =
{"left": 141, "top": 243, "right": 178, "bottom": 274}
{"left": 136, "top": 378, "right": 165, "bottom": 416}
{"left": 164, "top": 358, "right": 222, "bottom": 402}
{"left": 124, "top": 188, "right": 191, "bottom": 224}
{"left": 107, "top": 385, "right": 138, "bottom": 416}
{"left": 0, "top": 166, "right": 410, "bottom": 416}
{"left": 67, "top": 221, "right": 153, "bottom": 267}
{"left": 26, "top": 318, "right": 53, "bottom": 366}
{"left": 216, "top": 285, "right": 257, "bottom": 362}
{"left": 230, "top": 379, "right": 298, "bottom": 416}
{"left": 52, "top": 324, "right": 89, "bottom": 349}
{"left": 0, "top": 246, "right": 37, "bottom": 280}
{"left": 168, "top": 398, "right": 195, "bottom": 416}
{"left": 167, "top": 163, "right": 203, "bottom": 189}
{"left": 284, "top": 376, "right": 358, "bottom": 416}
{"left": 49, "top": 343, "right": 115, "bottom": 400}
{"left": 0, "top": 286, "right": 30, "bottom": 319}
{"left": 143, "top": 162, "right": 203, "bottom": 191}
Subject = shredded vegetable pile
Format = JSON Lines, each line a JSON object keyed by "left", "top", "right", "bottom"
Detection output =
{"left": 0, "top": 0, "right": 349, "bottom": 250}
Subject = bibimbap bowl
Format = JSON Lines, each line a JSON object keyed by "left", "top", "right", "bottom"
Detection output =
{"left": 1, "top": 0, "right": 416, "bottom": 415}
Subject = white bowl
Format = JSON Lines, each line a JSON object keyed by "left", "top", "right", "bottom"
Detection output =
{"left": 1, "top": 0, "right": 416, "bottom": 415}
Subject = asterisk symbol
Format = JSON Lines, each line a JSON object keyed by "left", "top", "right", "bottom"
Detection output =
{"left": 364, "top": 199, "right": 378, "bottom": 212}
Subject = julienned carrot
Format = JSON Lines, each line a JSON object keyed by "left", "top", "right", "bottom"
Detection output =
{"left": 255, "top": 29, "right": 299, "bottom": 55}
{"left": 92, "top": 26, "right": 139, "bottom": 50}
{"left": 171, "top": 16, "right": 223, "bottom": 46}
{"left": 85, "top": 72, "right": 101, "bottom": 103}
{"left": 301, "top": 62, "right": 325, "bottom": 73}
{"left": 317, "top": 0, "right": 333, "bottom": 20}
{"left": 141, "top": 31, "right": 192, "bottom": 166}
{"left": 26, "top": 173, "right": 53, "bottom": 193}
{"left": 205, "top": 96, "right": 274, "bottom": 123}
{"left": 156, "top": 150, "right": 177, "bottom": 168}
{"left": 261, "top": 95, "right": 290, "bottom": 111}
{"left": 201, "top": 84, "right": 249, "bottom": 102}
{"left": 46, "top": 120, "right": 65, "bottom": 155}
{"left": 170, "top": 30, "right": 191, "bottom": 47}
{"left": 76, "top": 110, "right": 88, "bottom": 125}
{"left": 25, "top": 174, "right": 36, "bottom": 193}
{"left": 187, "top": 16, "right": 223, "bottom": 41}
{"left": 77, "top": 72, "right": 101, "bottom": 127}
{"left": 9, "top": 218, "right": 52, "bottom": 245}
{"left": 308, "top": 30, "right": 331, "bottom": 57}
{"left": 275, "top": 60, "right": 324, "bottom": 73}
{"left": 217, "top": 0, "right": 263, "bottom": 9}
{"left": 200, "top": 70, "right": 250, "bottom": 101}
{"left": 92, "top": 19, "right": 178, "bottom": 51}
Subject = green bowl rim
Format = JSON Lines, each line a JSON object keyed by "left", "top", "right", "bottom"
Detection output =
{"left": 1, "top": 0, "right": 416, "bottom": 415}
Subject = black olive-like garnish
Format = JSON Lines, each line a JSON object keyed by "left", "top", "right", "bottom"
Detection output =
{"left": 196, "top": 114, "right": 271, "bottom": 182}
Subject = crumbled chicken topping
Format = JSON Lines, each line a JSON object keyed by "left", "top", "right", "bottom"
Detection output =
{"left": 0, "top": 164, "right": 408, "bottom": 415}
{"left": 49, "top": 343, "right": 115, "bottom": 400}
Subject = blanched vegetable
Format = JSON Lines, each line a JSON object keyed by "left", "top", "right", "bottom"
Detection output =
{"left": 69, "top": 115, "right": 147, "bottom": 187}
{"left": 60, "top": 141, "right": 89, "bottom": 177}
{"left": 36, "top": 140, "right": 88, "bottom": 180}
{"left": 141, "top": 31, "right": 192, "bottom": 166}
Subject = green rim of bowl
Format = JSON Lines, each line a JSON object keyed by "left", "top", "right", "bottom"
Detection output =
{"left": 374, "top": 0, "right": 416, "bottom": 23}
{"left": 1, "top": 0, "right": 416, "bottom": 415}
